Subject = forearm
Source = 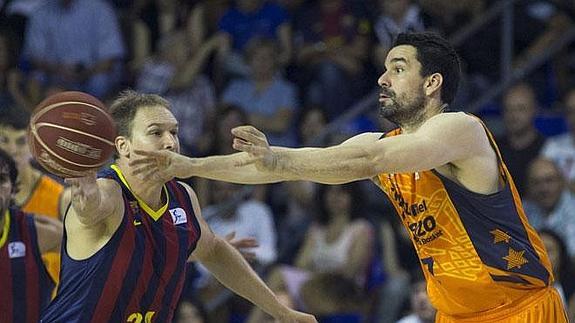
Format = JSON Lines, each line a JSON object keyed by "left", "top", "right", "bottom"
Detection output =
{"left": 273, "top": 146, "right": 377, "bottom": 184}
{"left": 200, "top": 238, "right": 289, "bottom": 319}
{"left": 182, "top": 153, "right": 286, "bottom": 184}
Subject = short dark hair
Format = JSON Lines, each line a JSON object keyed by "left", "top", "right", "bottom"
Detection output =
{"left": 108, "top": 90, "right": 171, "bottom": 138}
{"left": 0, "top": 148, "right": 18, "bottom": 193}
{"left": 393, "top": 32, "right": 461, "bottom": 105}
{"left": 0, "top": 106, "right": 30, "bottom": 130}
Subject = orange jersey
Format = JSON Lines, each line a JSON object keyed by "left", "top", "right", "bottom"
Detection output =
{"left": 20, "top": 175, "right": 64, "bottom": 219}
{"left": 377, "top": 127, "right": 554, "bottom": 317}
{"left": 20, "top": 174, "right": 64, "bottom": 287}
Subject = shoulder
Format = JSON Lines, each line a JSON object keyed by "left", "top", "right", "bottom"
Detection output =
{"left": 421, "top": 112, "right": 483, "bottom": 130}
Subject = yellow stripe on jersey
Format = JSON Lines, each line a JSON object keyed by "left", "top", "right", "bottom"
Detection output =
{"left": 110, "top": 164, "right": 169, "bottom": 221}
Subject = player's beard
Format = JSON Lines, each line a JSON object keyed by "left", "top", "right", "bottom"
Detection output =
{"left": 379, "top": 88, "right": 426, "bottom": 127}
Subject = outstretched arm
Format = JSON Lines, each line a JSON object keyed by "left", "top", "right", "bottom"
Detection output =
{"left": 129, "top": 150, "right": 286, "bottom": 184}
{"left": 232, "top": 112, "right": 493, "bottom": 184}
{"left": 185, "top": 184, "right": 316, "bottom": 323}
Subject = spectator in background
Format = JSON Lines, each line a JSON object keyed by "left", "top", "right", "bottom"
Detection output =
{"left": 497, "top": 82, "right": 545, "bottom": 195}
{"left": 202, "top": 181, "right": 277, "bottom": 269}
{"left": 0, "top": 31, "right": 40, "bottom": 112}
{"left": 23, "top": 0, "right": 125, "bottom": 99}
{"left": 293, "top": 0, "right": 371, "bottom": 121}
{"left": 0, "top": 147, "right": 63, "bottom": 323}
{"left": 217, "top": 0, "right": 292, "bottom": 77}
{"left": 373, "top": 0, "right": 425, "bottom": 72}
{"left": 523, "top": 158, "right": 575, "bottom": 259}
{"left": 0, "top": 107, "right": 68, "bottom": 288}
{"left": 296, "top": 106, "right": 329, "bottom": 146}
{"left": 396, "top": 271, "right": 436, "bottom": 323}
{"left": 257, "top": 184, "right": 373, "bottom": 315}
{"left": 538, "top": 229, "right": 575, "bottom": 321}
{"left": 222, "top": 38, "right": 298, "bottom": 147}
{"left": 542, "top": 88, "right": 575, "bottom": 190}
{"left": 135, "top": 30, "right": 227, "bottom": 154}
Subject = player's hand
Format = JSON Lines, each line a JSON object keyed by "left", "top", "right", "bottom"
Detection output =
{"left": 275, "top": 309, "right": 317, "bottom": 323}
{"left": 225, "top": 231, "right": 258, "bottom": 262}
{"left": 231, "top": 126, "right": 278, "bottom": 172}
{"left": 129, "top": 149, "right": 188, "bottom": 182}
{"left": 65, "top": 172, "right": 98, "bottom": 213}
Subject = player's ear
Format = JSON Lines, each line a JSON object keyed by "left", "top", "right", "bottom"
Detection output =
{"left": 115, "top": 136, "right": 130, "bottom": 158}
{"left": 424, "top": 72, "right": 443, "bottom": 97}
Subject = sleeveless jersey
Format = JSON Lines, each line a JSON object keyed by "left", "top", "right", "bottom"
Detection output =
{"left": 41, "top": 165, "right": 201, "bottom": 323}
{"left": 21, "top": 174, "right": 65, "bottom": 286}
{"left": 0, "top": 208, "right": 55, "bottom": 323}
{"left": 376, "top": 127, "right": 553, "bottom": 316}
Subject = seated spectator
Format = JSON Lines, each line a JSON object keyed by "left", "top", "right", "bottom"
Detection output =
{"left": 396, "top": 271, "right": 436, "bottom": 323}
{"left": 523, "top": 158, "right": 575, "bottom": 258}
{"left": 538, "top": 229, "right": 575, "bottom": 321}
{"left": 217, "top": 0, "right": 292, "bottom": 77}
{"left": 196, "top": 180, "right": 277, "bottom": 321}
{"left": 135, "top": 29, "right": 227, "bottom": 154}
{"left": 497, "top": 82, "right": 545, "bottom": 195}
{"left": 250, "top": 183, "right": 374, "bottom": 322}
{"left": 293, "top": 0, "right": 371, "bottom": 121}
{"left": 221, "top": 38, "right": 299, "bottom": 147}
{"left": 202, "top": 181, "right": 277, "bottom": 269}
{"left": 22, "top": 0, "right": 125, "bottom": 99}
{"left": 541, "top": 88, "right": 575, "bottom": 190}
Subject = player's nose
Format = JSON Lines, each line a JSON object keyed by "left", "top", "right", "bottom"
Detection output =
{"left": 378, "top": 72, "right": 390, "bottom": 88}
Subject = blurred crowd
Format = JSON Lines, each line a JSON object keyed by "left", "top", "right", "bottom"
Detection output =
{"left": 1, "top": 0, "right": 575, "bottom": 322}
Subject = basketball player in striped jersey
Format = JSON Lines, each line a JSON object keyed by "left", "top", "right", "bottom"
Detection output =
{"left": 0, "top": 148, "right": 63, "bottom": 323}
{"left": 0, "top": 107, "right": 69, "bottom": 288}
{"left": 131, "top": 32, "right": 568, "bottom": 322}
{"left": 40, "top": 91, "right": 315, "bottom": 323}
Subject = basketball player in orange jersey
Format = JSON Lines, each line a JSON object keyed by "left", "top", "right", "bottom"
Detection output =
{"left": 0, "top": 107, "right": 69, "bottom": 288}
{"left": 131, "top": 32, "right": 568, "bottom": 322}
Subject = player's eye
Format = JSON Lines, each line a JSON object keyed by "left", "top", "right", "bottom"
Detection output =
{"left": 396, "top": 67, "right": 404, "bottom": 73}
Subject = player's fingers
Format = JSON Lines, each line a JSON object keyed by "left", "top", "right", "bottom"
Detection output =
{"left": 232, "top": 127, "right": 266, "bottom": 146}
{"left": 128, "top": 157, "right": 156, "bottom": 167}
{"left": 131, "top": 164, "right": 157, "bottom": 176}
{"left": 132, "top": 149, "right": 160, "bottom": 157}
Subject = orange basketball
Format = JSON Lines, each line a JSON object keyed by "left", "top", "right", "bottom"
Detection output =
{"left": 28, "top": 91, "right": 117, "bottom": 178}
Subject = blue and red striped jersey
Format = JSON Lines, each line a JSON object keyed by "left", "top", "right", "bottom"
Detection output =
{"left": 41, "top": 165, "right": 201, "bottom": 323}
{"left": 0, "top": 208, "right": 55, "bottom": 323}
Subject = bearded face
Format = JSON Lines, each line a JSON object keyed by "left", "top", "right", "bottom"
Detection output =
{"left": 379, "top": 81, "right": 426, "bottom": 125}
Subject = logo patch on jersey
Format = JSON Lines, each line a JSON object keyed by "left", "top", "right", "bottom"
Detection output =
{"left": 8, "top": 241, "right": 26, "bottom": 258}
{"left": 169, "top": 208, "right": 187, "bottom": 225}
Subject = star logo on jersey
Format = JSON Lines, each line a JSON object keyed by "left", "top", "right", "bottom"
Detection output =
{"left": 490, "top": 229, "right": 511, "bottom": 244}
{"left": 169, "top": 208, "right": 187, "bottom": 225}
{"left": 8, "top": 241, "right": 26, "bottom": 258}
{"left": 503, "top": 248, "right": 528, "bottom": 270}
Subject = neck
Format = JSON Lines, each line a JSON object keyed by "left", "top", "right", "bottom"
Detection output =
{"left": 115, "top": 160, "right": 165, "bottom": 209}
{"left": 401, "top": 102, "right": 445, "bottom": 133}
